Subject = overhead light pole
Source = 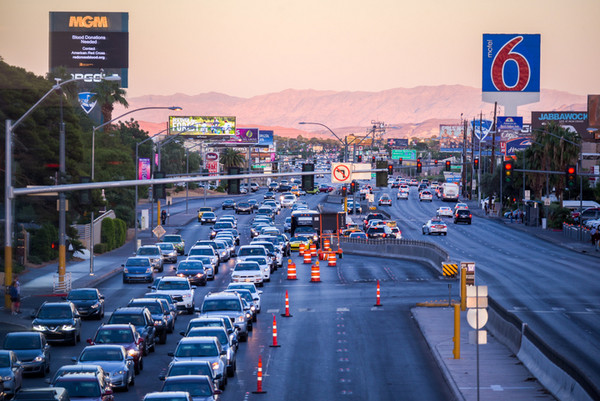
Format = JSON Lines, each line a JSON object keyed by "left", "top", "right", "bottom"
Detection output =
{"left": 298, "top": 121, "right": 348, "bottom": 162}
{"left": 3, "top": 74, "right": 119, "bottom": 306}
{"left": 89, "top": 105, "right": 181, "bottom": 276}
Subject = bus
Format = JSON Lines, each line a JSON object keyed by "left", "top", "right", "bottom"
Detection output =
{"left": 290, "top": 210, "right": 320, "bottom": 243}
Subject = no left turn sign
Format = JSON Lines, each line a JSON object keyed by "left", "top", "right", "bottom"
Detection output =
{"left": 331, "top": 163, "right": 352, "bottom": 183}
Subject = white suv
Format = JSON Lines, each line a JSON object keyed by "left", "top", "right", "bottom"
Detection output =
{"left": 188, "top": 245, "right": 220, "bottom": 274}
{"left": 231, "top": 261, "right": 264, "bottom": 287}
{"left": 152, "top": 276, "right": 195, "bottom": 314}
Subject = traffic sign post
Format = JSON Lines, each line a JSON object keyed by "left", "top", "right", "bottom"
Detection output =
{"left": 331, "top": 163, "right": 352, "bottom": 184}
{"left": 462, "top": 261, "right": 475, "bottom": 286}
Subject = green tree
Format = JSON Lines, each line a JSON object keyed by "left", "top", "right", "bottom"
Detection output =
{"left": 91, "top": 80, "right": 128, "bottom": 125}
{"left": 220, "top": 148, "right": 246, "bottom": 169}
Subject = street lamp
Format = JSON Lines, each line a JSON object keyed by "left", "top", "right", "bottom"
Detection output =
{"left": 89, "top": 105, "right": 181, "bottom": 275}
{"left": 4, "top": 74, "right": 119, "bottom": 306}
{"left": 299, "top": 121, "right": 348, "bottom": 162}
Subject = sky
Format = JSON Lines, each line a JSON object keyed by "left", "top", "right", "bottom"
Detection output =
{"left": 1, "top": 0, "right": 599, "bottom": 99}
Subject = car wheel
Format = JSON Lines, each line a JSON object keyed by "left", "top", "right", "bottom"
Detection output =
{"left": 130, "top": 371, "right": 135, "bottom": 386}
{"left": 77, "top": 330, "right": 81, "bottom": 343}
{"left": 187, "top": 305, "right": 195, "bottom": 315}
{"left": 159, "top": 332, "right": 167, "bottom": 344}
{"left": 150, "top": 339, "right": 156, "bottom": 353}
{"left": 134, "top": 360, "right": 140, "bottom": 375}
{"left": 123, "top": 276, "right": 128, "bottom": 284}
{"left": 142, "top": 341, "right": 149, "bottom": 356}
{"left": 443, "top": 232, "right": 447, "bottom": 236}
{"left": 139, "top": 357, "right": 144, "bottom": 371}
{"left": 123, "top": 376, "right": 129, "bottom": 392}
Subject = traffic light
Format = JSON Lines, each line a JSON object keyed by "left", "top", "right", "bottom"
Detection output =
{"left": 566, "top": 165, "right": 577, "bottom": 189}
{"left": 227, "top": 167, "right": 241, "bottom": 194}
{"left": 80, "top": 176, "right": 91, "bottom": 205}
{"left": 342, "top": 186, "right": 347, "bottom": 197}
{"left": 153, "top": 171, "right": 166, "bottom": 199}
{"left": 503, "top": 160, "right": 513, "bottom": 183}
{"left": 398, "top": 157, "right": 403, "bottom": 166}
{"left": 474, "top": 158, "right": 479, "bottom": 170}
{"left": 416, "top": 160, "right": 422, "bottom": 174}
{"left": 372, "top": 155, "right": 376, "bottom": 163}
{"left": 387, "top": 164, "right": 393, "bottom": 176}
{"left": 434, "top": 160, "right": 438, "bottom": 166}
{"left": 375, "top": 161, "right": 388, "bottom": 187}
{"left": 51, "top": 241, "right": 57, "bottom": 249}
{"left": 445, "top": 160, "right": 451, "bottom": 171}
{"left": 350, "top": 181, "right": 356, "bottom": 194}
{"left": 302, "top": 163, "right": 315, "bottom": 192}
{"left": 357, "top": 155, "right": 362, "bottom": 162}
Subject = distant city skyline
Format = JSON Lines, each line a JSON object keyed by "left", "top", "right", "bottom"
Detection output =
{"left": 1, "top": 0, "right": 599, "bottom": 99}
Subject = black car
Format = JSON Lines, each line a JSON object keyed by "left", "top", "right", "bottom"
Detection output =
{"left": 65, "top": 288, "right": 105, "bottom": 320}
{"left": 127, "top": 299, "right": 170, "bottom": 343}
{"left": 235, "top": 202, "right": 253, "bottom": 214}
{"left": 263, "top": 191, "right": 275, "bottom": 200}
{"left": 107, "top": 307, "right": 157, "bottom": 355}
{"left": 454, "top": 209, "right": 472, "bottom": 224}
{"left": 222, "top": 199, "right": 236, "bottom": 210}
{"left": 3, "top": 332, "right": 50, "bottom": 376}
{"left": 278, "top": 184, "right": 292, "bottom": 192}
{"left": 175, "top": 260, "right": 208, "bottom": 286}
{"left": 31, "top": 301, "right": 82, "bottom": 345}
{"left": 363, "top": 213, "right": 385, "bottom": 230}
{"left": 366, "top": 225, "right": 392, "bottom": 239}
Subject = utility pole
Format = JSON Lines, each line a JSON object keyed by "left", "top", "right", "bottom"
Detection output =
{"left": 490, "top": 102, "right": 497, "bottom": 175}
{"left": 462, "top": 120, "right": 467, "bottom": 198}
{"left": 469, "top": 118, "right": 473, "bottom": 200}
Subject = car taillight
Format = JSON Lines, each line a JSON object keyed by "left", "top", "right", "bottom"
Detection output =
{"left": 469, "top": 214, "right": 472, "bottom": 218}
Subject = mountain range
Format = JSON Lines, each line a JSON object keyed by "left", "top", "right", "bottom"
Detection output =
{"left": 114, "top": 85, "right": 587, "bottom": 140}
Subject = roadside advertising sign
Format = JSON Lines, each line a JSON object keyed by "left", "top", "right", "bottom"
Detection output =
{"left": 531, "top": 111, "right": 592, "bottom": 140}
{"left": 439, "top": 124, "right": 470, "bottom": 153}
{"left": 138, "top": 158, "right": 151, "bottom": 180}
{"left": 505, "top": 137, "right": 533, "bottom": 155}
{"left": 49, "top": 12, "right": 129, "bottom": 87}
{"left": 387, "top": 138, "right": 409, "bottom": 148}
{"left": 482, "top": 34, "right": 540, "bottom": 93}
{"left": 258, "top": 130, "right": 274, "bottom": 147}
{"left": 204, "top": 152, "right": 219, "bottom": 176}
{"left": 169, "top": 116, "right": 237, "bottom": 139}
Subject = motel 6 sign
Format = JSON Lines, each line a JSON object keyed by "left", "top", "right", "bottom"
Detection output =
{"left": 482, "top": 34, "right": 540, "bottom": 93}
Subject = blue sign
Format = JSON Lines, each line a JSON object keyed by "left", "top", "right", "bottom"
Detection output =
{"left": 482, "top": 34, "right": 540, "bottom": 93}
{"left": 258, "top": 130, "right": 274, "bottom": 147}
{"left": 471, "top": 120, "right": 493, "bottom": 140}
{"left": 497, "top": 116, "right": 523, "bottom": 131}
{"left": 78, "top": 92, "right": 97, "bottom": 114}
{"left": 505, "top": 137, "right": 532, "bottom": 156}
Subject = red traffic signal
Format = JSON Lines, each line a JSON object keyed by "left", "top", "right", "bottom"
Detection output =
{"left": 474, "top": 158, "right": 479, "bottom": 170}
{"left": 372, "top": 156, "right": 376, "bottom": 163}
{"left": 387, "top": 164, "right": 393, "bottom": 175}
{"left": 445, "top": 160, "right": 451, "bottom": 171}
{"left": 398, "top": 157, "right": 403, "bottom": 165}
{"left": 503, "top": 160, "right": 513, "bottom": 183}
{"left": 434, "top": 160, "right": 438, "bottom": 166}
{"left": 350, "top": 181, "right": 356, "bottom": 193}
{"left": 567, "top": 166, "right": 575, "bottom": 174}
{"left": 357, "top": 155, "right": 362, "bottom": 162}
{"left": 416, "top": 161, "right": 422, "bottom": 173}
{"left": 566, "top": 165, "right": 577, "bottom": 189}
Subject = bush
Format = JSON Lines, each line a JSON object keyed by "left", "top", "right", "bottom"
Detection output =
{"left": 174, "top": 186, "right": 185, "bottom": 193}
{"left": 547, "top": 204, "right": 572, "bottom": 229}
{"left": 216, "top": 186, "right": 225, "bottom": 193}
{"left": 115, "top": 218, "right": 127, "bottom": 246}
{"left": 114, "top": 205, "right": 134, "bottom": 228}
{"left": 101, "top": 218, "right": 116, "bottom": 250}
{"left": 29, "top": 223, "right": 58, "bottom": 262}
{"left": 94, "top": 243, "right": 108, "bottom": 254}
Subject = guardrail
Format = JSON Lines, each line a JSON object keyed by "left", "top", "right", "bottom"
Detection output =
{"left": 562, "top": 223, "right": 592, "bottom": 243}
{"left": 339, "top": 237, "right": 449, "bottom": 270}
{"left": 488, "top": 297, "right": 599, "bottom": 401}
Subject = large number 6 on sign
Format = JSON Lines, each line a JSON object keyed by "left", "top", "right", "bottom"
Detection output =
{"left": 491, "top": 36, "right": 530, "bottom": 91}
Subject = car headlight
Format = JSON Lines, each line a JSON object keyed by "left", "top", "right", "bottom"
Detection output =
{"left": 34, "top": 355, "right": 44, "bottom": 362}
{"left": 154, "top": 320, "right": 165, "bottom": 326}
{"left": 196, "top": 273, "right": 204, "bottom": 277}
{"left": 245, "top": 312, "right": 252, "bottom": 319}
{"left": 250, "top": 305, "right": 256, "bottom": 312}
{"left": 237, "top": 316, "right": 245, "bottom": 323}
{"left": 90, "top": 304, "right": 99, "bottom": 309}
{"left": 212, "top": 361, "right": 220, "bottom": 371}
{"left": 61, "top": 324, "right": 76, "bottom": 331}
{"left": 127, "top": 349, "right": 139, "bottom": 357}
{"left": 32, "top": 325, "right": 45, "bottom": 331}
{"left": 123, "top": 268, "right": 129, "bottom": 273}
{"left": 182, "top": 293, "right": 191, "bottom": 298}
{"left": 145, "top": 268, "right": 152, "bottom": 273}
{"left": 2, "top": 376, "right": 12, "bottom": 381}
{"left": 115, "top": 369, "right": 127, "bottom": 376}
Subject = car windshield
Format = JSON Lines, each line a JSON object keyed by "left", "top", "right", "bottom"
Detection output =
{"left": 138, "top": 247, "right": 159, "bottom": 256}
{"left": 187, "top": 329, "right": 228, "bottom": 345}
{"left": 235, "top": 263, "right": 260, "bottom": 271}
{"left": 189, "top": 320, "right": 224, "bottom": 330}
{"left": 246, "top": 257, "right": 267, "bottom": 265}
{"left": 0, "top": 354, "right": 11, "bottom": 367}
{"left": 294, "top": 226, "right": 316, "bottom": 234}
{"left": 37, "top": 305, "right": 72, "bottom": 319}
{"left": 202, "top": 299, "right": 241, "bottom": 312}
{"left": 238, "top": 248, "right": 265, "bottom": 256}
{"left": 157, "top": 243, "right": 174, "bottom": 251}
{"left": 80, "top": 348, "right": 123, "bottom": 361}
{"left": 127, "top": 258, "right": 150, "bottom": 267}
{"left": 55, "top": 380, "right": 101, "bottom": 397}
{"left": 175, "top": 342, "right": 218, "bottom": 357}
{"left": 131, "top": 302, "right": 162, "bottom": 314}
{"left": 109, "top": 313, "right": 145, "bottom": 327}
{"left": 169, "top": 363, "right": 212, "bottom": 377}
{"left": 94, "top": 329, "right": 134, "bottom": 344}
{"left": 189, "top": 248, "right": 213, "bottom": 257}
{"left": 162, "top": 380, "right": 212, "bottom": 397}
{"left": 157, "top": 281, "right": 190, "bottom": 291}
{"left": 163, "top": 235, "right": 181, "bottom": 242}
{"left": 214, "top": 222, "right": 233, "bottom": 229}
{"left": 203, "top": 212, "right": 216, "bottom": 218}
{"left": 4, "top": 335, "right": 41, "bottom": 350}
{"left": 67, "top": 289, "right": 97, "bottom": 300}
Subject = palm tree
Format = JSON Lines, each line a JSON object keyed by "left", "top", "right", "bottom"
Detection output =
{"left": 91, "top": 80, "right": 128, "bottom": 125}
{"left": 220, "top": 148, "right": 246, "bottom": 169}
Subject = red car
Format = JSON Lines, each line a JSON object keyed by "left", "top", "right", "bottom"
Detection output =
{"left": 87, "top": 324, "right": 144, "bottom": 374}
{"left": 319, "top": 184, "right": 333, "bottom": 192}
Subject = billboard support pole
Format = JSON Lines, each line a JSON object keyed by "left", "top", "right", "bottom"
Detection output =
{"left": 490, "top": 102, "right": 497, "bottom": 175}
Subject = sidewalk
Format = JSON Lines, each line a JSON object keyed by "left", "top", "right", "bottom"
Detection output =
{"left": 412, "top": 307, "right": 555, "bottom": 401}
{"left": 464, "top": 199, "right": 600, "bottom": 258}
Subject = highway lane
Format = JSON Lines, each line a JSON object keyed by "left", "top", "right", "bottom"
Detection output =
{"left": 373, "top": 182, "right": 600, "bottom": 390}
{"left": 14, "top": 185, "right": 453, "bottom": 401}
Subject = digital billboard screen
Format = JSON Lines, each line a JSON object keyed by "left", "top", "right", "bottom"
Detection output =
{"left": 169, "top": 116, "right": 237, "bottom": 139}
{"left": 258, "top": 130, "right": 274, "bottom": 147}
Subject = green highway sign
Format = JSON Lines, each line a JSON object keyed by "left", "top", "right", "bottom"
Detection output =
{"left": 391, "top": 149, "right": 417, "bottom": 160}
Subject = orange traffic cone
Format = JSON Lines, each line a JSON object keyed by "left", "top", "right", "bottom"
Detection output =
{"left": 286, "top": 259, "right": 297, "bottom": 280}
{"left": 281, "top": 290, "right": 292, "bottom": 317}
{"left": 324, "top": 239, "right": 331, "bottom": 250}
{"left": 337, "top": 247, "right": 343, "bottom": 259}
{"left": 252, "top": 355, "right": 267, "bottom": 394}
{"left": 310, "top": 261, "right": 321, "bottom": 282}
{"left": 374, "top": 280, "right": 382, "bottom": 307}
{"left": 303, "top": 250, "right": 312, "bottom": 264}
{"left": 328, "top": 252, "right": 337, "bottom": 267}
{"left": 299, "top": 243, "right": 305, "bottom": 256}
{"left": 270, "top": 315, "right": 281, "bottom": 347}
{"left": 310, "top": 243, "right": 317, "bottom": 257}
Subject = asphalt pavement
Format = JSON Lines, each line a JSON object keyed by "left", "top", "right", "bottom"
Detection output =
{"left": 2, "top": 194, "right": 595, "bottom": 400}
